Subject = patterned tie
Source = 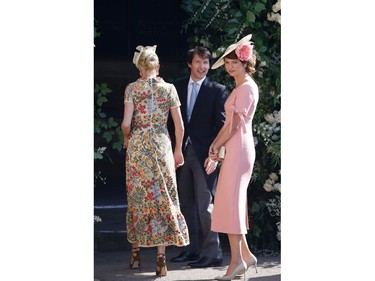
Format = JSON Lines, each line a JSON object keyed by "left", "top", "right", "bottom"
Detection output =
{"left": 187, "top": 82, "right": 198, "bottom": 122}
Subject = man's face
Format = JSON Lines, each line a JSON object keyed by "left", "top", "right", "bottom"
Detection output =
{"left": 188, "top": 54, "right": 210, "bottom": 81}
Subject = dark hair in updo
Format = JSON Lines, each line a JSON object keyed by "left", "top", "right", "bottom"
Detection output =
{"left": 225, "top": 50, "right": 256, "bottom": 75}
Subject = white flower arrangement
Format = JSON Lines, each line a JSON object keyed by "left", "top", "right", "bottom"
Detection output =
{"left": 267, "top": 12, "right": 281, "bottom": 24}
{"left": 263, "top": 179, "right": 274, "bottom": 192}
{"left": 265, "top": 110, "right": 281, "bottom": 124}
{"left": 254, "top": 122, "right": 273, "bottom": 144}
{"left": 263, "top": 172, "right": 281, "bottom": 192}
{"left": 267, "top": 0, "right": 281, "bottom": 25}
{"left": 254, "top": 110, "right": 280, "bottom": 145}
{"left": 266, "top": 195, "right": 280, "bottom": 217}
{"left": 269, "top": 172, "right": 278, "bottom": 181}
{"left": 272, "top": 0, "right": 281, "bottom": 13}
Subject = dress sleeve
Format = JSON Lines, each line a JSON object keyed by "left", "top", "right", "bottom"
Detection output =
{"left": 228, "top": 84, "right": 253, "bottom": 133}
{"left": 169, "top": 84, "right": 181, "bottom": 108}
{"left": 124, "top": 84, "right": 133, "bottom": 104}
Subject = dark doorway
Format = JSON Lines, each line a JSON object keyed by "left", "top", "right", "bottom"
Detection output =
{"left": 94, "top": 0, "right": 188, "bottom": 59}
{"left": 94, "top": 0, "right": 189, "bottom": 207}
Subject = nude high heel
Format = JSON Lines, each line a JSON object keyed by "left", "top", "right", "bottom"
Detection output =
{"left": 247, "top": 253, "right": 258, "bottom": 273}
{"left": 236, "top": 254, "right": 258, "bottom": 276}
{"left": 215, "top": 261, "right": 247, "bottom": 280}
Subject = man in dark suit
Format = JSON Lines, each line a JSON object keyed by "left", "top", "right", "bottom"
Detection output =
{"left": 168, "top": 46, "right": 228, "bottom": 268}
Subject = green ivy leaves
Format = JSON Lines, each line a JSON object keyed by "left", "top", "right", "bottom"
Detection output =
{"left": 94, "top": 83, "right": 123, "bottom": 153}
{"left": 246, "top": 11, "right": 256, "bottom": 23}
{"left": 254, "top": 2, "right": 266, "bottom": 13}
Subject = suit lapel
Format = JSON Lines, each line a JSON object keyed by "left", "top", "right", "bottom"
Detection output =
{"left": 178, "top": 77, "right": 190, "bottom": 123}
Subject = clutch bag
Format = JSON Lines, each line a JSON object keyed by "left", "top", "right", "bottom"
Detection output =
{"left": 218, "top": 146, "right": 225, "bottom": 160}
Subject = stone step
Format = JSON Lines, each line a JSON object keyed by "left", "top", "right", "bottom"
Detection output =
{"left": 94, "top": 204, "right": 127, "bottom": 233}
{"left": 94, "top": 204, "right": 129, "bottom": 251}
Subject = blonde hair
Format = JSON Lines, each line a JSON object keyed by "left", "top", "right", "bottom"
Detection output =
{"left": 136, "top": 46, "right": 159, "bottom": 70}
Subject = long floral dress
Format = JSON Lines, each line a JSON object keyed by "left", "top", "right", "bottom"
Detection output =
{"left": 124, "top": 77, "right": 190, "bottom": 247}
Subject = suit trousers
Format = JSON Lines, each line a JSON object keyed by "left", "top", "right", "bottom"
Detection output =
{"left": 177, "top": 143, "right": 222, "bottom": 259}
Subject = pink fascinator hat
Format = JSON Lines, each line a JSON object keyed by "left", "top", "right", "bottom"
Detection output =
{"left": 211, "top": 34, "right": 253, "bottom": 69}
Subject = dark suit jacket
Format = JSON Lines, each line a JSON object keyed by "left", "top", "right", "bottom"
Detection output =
{"left": 168, "top": 76, "right": 228, "bottom": 192}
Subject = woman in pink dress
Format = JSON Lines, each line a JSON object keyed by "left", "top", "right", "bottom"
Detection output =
{"left": 204, "top": 34, "right": 259, "bottom": 280}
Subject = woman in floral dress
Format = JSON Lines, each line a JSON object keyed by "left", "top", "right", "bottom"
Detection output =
{"left": 121, "top": 45, "right": 189, "bottom": 276}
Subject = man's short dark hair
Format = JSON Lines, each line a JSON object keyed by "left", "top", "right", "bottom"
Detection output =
{"left": 186, "top": 46, "right": 211, "bottom": 64}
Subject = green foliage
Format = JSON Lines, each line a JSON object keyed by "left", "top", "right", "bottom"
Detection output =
{"left": 94, "top": 26, "right": 100, "bottom": 40}
{"left": 94, "top": 19, "right": 101, "bottom": 40}
{"left": 94, "top": 83, "right": 123, "bottom": 153}
{"left": 267, "top": 140, "right": 281, "bottom": 169}
{"left": 94, "top": 20, "right": 124, "bottom": 189}
{"left": 180, "top": 0, "right": 281, "bottom": 254}
{"left": 94, "top": 82, "right": 123, "bottom": 187}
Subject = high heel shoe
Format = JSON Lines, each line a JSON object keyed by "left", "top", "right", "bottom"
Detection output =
{"left": 246, "top": 253, "right": 258, "bottom": 273}
{"left": 238, "top": 254, "right": 258, "bottom": 275}
{"left": 215, "top": 261, "right": 246, "bottom": 280}
{"left": 156, "top": 253, "right": 167, "bottom": 277}
{"left": 129, "top": 247, "right": 141, "bottom": 270}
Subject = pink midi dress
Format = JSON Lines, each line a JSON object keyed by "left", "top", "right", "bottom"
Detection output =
{"left": 211, "top": 80, "right": 259, "bottom": 234}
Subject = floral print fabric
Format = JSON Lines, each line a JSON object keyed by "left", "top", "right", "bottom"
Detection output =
{"left": 124, "top": 77, "right": 189, "bottom": 247}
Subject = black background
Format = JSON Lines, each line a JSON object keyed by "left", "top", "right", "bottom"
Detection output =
{"left": 94, "top": 0, "right": 188, "bottom": 60}
{"left": 94, "top": 0, "right": 190, "bottom": 205}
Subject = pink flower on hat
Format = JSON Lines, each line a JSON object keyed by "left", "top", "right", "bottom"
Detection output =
{"left": 235, "top": 42, "right": 253, "bottom": 62}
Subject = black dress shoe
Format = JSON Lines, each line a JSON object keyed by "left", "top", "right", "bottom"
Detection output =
{"left": 187, "top": 256, "right": 223, "bottom": 268}
{"left": 170, "top": 251, "right": 200, "bottom": 263}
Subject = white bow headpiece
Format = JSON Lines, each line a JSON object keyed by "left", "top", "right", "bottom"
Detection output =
{"left": 132, "top": 45, "right": 157, "bottom": 66}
